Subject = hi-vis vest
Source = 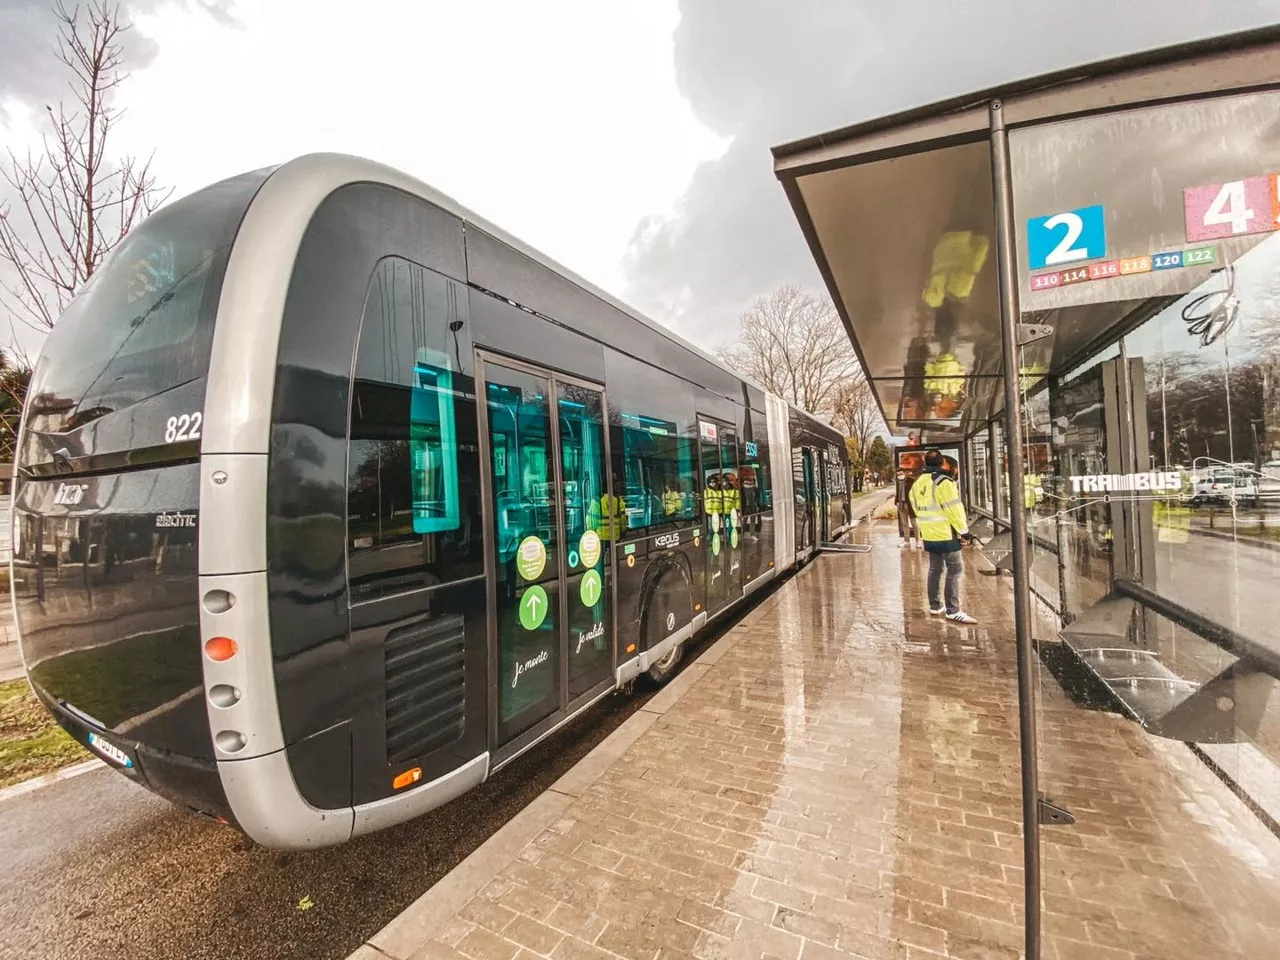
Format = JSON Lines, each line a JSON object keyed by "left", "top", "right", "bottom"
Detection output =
{"left": 722, "top": 485, "right": 740, "bottom": 515}
{"left": 599, "top": 493, "right": 627, "bottom": 541}
{"left": 908, "top": 472, "right": 967, "bottom": 543}
{"left": 1024, "top": 473, "right": 1042, "bottom": 509}
{"left": 704, "top": 487, "right": 723, "bottom": 515}
{"left": 662, "top": 489, "right": 681, "bottom": 516}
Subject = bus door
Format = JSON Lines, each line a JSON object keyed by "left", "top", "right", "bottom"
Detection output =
{"left": 815, "top": 449, "right": 830, "bottom": 542}
{"left": 479, "top": 356, "right": 614, "bottom": 752}
{"left": 797, "top": 446, "right": 817, "bottom": 553}
{"left": 698, "top": 417, "right": 744, "bottom": 618}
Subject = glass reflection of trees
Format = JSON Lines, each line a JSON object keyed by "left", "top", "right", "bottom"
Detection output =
{"left": 1129, "top": 235, "right": 1280, "bottom": 474}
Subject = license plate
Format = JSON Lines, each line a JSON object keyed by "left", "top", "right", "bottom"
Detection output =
{"left": 87, "top": 731, "right": 134, "bottom": 768}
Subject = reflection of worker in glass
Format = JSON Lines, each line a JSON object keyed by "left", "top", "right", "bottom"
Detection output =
{"left": 597, "top": 478, "right": 628, "bottom": 544}
{"left": 895, "top": 467, "right": 920, "bottom": 549}
{"left": 662, "top": 482, "right": 681, "bottom": 517}
{"left": 721, "top": 473, "right": 740, "bottom": 535}
{"left": 703, "top": 473, "right": 723, "bottom": 524}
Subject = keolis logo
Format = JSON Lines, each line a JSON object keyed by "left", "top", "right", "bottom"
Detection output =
{"left": 53, "top": 483, "right": 88, "bottom": 506}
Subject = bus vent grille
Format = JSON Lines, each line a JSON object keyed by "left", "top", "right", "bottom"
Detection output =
{"left": 384, "top": 613, "right": 466, "bottom": 764}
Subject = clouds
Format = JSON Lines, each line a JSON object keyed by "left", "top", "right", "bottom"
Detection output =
{"left": 0, "top": 1, "right": 722, "bottom": 358}
{"left": 622, "top": 0, "right": 1280, "bottom": 347}
{"left": 0, "top": 1, "right": 237, "bottom": 118}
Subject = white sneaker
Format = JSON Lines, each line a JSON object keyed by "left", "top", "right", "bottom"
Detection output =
{"left": 946, "top": 611, "right": 977, "bottom": 624}
{"left": 901, "top": 539, "right": 909, "bottom": 548}
{"left": 929, "top": 606, "right": 945, "bottom": 616}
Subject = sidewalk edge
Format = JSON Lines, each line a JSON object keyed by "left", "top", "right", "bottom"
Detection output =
{"left": 0, "top": 758, "right": 105, "bottom": 805}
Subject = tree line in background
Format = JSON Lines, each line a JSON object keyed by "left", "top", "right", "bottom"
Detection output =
{"left": 0, "top": 1, "right": 168, "bottom": 460}
{"left": 716, "top": 284, "right": 887, "bottom": 486}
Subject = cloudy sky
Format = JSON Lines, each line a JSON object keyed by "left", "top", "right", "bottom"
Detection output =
{"left": 3, "top": 0, "right": 1280, "bottom": 358}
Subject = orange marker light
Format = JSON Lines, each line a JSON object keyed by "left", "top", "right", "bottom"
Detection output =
{"left": 393, "top": 767, "right": 423, "bottom": 790}
{"left": 625, "top": 643, "right": 636, "bottom": 654}
{"left": 205, "top": 636, "right": 238, "bottom": 662}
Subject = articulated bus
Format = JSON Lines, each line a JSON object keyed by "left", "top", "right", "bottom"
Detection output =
{"left": 10, "top": 155, "right": 850, "bottom": 848}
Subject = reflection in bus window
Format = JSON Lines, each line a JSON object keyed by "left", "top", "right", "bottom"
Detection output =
{"left": 486, "top": 381, "right": 552, "bottom": 562}
{"left": 346, "top": 257, "right": 481, "bottom": 601}
{"left": 411, "top": 351, "right": 460, "bottom": 534}
{"left": 615, "top": 412, "right": 697, "bottom": 532}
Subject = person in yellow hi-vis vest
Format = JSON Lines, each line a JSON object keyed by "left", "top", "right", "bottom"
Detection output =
{"left": 909, "top": 449, "right": 977, "bottom": 624}
{"left": 597, "top": 479, "right": 628, "bottom": 546}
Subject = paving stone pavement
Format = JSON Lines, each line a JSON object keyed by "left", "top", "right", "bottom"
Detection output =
{"left": 379, "top": 522, "right": 1280, "bottom": 960}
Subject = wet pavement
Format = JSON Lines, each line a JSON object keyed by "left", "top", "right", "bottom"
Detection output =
{"left": 0, "top": 492, "right": 893, "bottom": 960}
{"left": 0, "top": 667, "right": 665, "bottom": 960}
{"left": 376, "top": 518, "right": 1280, "bottom": 960}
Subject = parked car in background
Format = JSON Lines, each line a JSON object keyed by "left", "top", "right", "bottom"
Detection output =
{"left": 1191, "top": 469, "right": 1255, "bottom": 505}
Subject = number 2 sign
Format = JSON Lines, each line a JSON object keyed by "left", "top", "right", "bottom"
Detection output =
{"left": 1026, "top": 205, "right": 1107, "bottom": 271}
{"left": 1184, "top": 175, "right": 1280, "bottom": 242}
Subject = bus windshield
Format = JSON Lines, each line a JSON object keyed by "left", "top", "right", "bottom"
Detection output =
{"left": 25, "top": 168, "right": 274, "bottom": 435}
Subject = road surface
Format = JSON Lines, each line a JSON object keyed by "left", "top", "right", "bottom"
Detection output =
{"left": 1156, "top": 531, "right": 1280, "bottom": 651}
{"left": 0, "top": 679, "right": 654, "bottom": 960}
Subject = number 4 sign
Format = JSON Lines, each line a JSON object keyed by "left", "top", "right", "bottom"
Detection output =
{"left": 1027, "top": 205, "right": 1107, "bottom": 271}
{"left": 1184, "top": 175, "right": 1280, "bottom": 242}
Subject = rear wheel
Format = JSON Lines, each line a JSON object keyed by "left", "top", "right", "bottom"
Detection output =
{"left": 646, "top": 640, "right": 684, "bottom": 686}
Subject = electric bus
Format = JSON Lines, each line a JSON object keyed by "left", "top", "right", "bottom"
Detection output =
{"left": 10, "top": 154, "right": 850, "bottom": 849}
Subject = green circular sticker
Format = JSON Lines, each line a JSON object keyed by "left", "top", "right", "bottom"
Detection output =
{"left": 731, "top": 528, "right": 739, "bottom": 549}
{"left": 516, "top": 536, "right": 547, "bottom": 581}
{"left": 712, "top": 532, "right": 721, "bottom": 556}
{"left": 519, "top": 585, "right": 549, "bottom": 631}
{"left": 580, "top": 568, "right": 602, "bottom": 607}
{"left": 579, "top": 530, "right": 602, "bottom": 568}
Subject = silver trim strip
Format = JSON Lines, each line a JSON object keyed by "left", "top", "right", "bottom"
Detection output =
{"left": 219, "top": 750, "right": 354, "bottom": 849}
{"left": 198, "top": 571, "right": 284, "bottom": 759}
{"left": 637, "top": 617, "right": 697, "bottom": 672}
{"left": 219, "top": 749, "right": 494, "bottom": 850}
{"left": 615, "top": 657, "right": 642, "bottom": 686}
{"left": 198, "top": 454, "right": 268, "bottom": 574}
{"left": 744, "top": 567, "right": 776, "bottom": 597}
{"left": 352, "top": 753, "right": 489, "bottom": 838}
{"left": 765, "top": 393, "right": 796, "bottom": 571}
{"left": 490, "top": 684, "right": 616, "bottom": 776}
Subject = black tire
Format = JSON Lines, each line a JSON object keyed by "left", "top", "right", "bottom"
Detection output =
{"left": 645, "top": 638, "right": 684, "bottom": 686}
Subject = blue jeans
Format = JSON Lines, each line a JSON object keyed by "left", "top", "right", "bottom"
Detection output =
{"left": 927, "top": 550, "right": 962, "bottom": 614}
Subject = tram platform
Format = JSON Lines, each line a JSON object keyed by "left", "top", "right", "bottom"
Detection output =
{"left": 351, "top": 509, "right": 1280, "bottom": 960}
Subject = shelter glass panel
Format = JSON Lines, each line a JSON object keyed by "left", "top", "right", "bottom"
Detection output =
{"left": 1012, "top": 87, "right": 1280, "bottom": 960}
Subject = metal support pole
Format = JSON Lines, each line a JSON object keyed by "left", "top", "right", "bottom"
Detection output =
{"left": 989, "top": 99, "right": 1042, "bottom": 960}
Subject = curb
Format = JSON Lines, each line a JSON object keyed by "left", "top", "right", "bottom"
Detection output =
{"left": 348, "top": 561, "right": 809, "bottom": 960}
{"left": 0, "top": 758, "right": 105, "bottom": 805}
{"left": 1189, "top": 525, "right": 1280, "bottom": 553}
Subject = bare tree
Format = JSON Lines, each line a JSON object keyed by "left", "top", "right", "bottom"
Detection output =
{"left": 832, "top": 375, "right": 881, "bottom": 466}
{"left": 0, "top": 348, "right": 32, "bottom": 461}
{"left": 0, "top": 1, "right": 171, "bottom": 335}
{"left": 716, "top": 285, "right": 864, "bottom": 416}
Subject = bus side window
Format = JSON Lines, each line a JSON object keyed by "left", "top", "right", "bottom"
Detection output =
{"left": 347, "top": 257, "right": 482, "bottom": 601}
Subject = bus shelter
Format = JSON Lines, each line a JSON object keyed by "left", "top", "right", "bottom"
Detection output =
{"left": 774, "top": 28, "right": 1280, "bottom": 960}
